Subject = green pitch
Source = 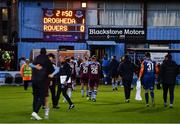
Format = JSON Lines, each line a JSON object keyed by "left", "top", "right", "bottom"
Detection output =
{"left": 0, "top": 85, "right": 180, "bottom": 123}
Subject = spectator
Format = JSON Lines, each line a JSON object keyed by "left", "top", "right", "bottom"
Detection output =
{"left": 2, "top": 51, "right": 11, "bottom": 71}
{"left": 19, "top": 56, "right": 26, "bottom": 69}
{"left": 20, "top": 59, "right": 32, "bottom": 90}
{"left": 159, "top": 54, "right": 179, "bottom": 108}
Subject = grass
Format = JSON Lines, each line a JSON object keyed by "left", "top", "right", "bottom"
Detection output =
{"left": 0, "top": 85, "right": 180, "bottom": 123}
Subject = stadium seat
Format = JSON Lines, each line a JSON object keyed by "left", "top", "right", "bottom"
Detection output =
{"left": 14, "top": 74, "right": 23, "bottom": 84}
{"left": 5, "top": 73, "right": 13, "bottom": 84}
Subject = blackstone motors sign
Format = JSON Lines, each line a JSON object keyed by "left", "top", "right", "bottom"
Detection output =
{"left": 88, "top": 28, "right": 146, "bottom": 41}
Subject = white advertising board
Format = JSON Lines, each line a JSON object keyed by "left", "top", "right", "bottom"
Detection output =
{"left": 150, "top": 45, "right": 169, "bottom": 64}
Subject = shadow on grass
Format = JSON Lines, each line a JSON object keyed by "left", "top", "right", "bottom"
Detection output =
{"left": 0, "top": 95, "right": 31, "bottom": 100}
{"left": 90, "top": 100, "right": 123, "bottom": 106}
{"left": 113, "top": 105, "right": 168, "bottom": 113}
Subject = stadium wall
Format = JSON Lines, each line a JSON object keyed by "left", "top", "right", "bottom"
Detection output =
{"left": 147, "top": 27, "right": 180, "bottom": 64}
{"left": 18, "top": 42, "right": 87, "bottom": 59}
{"left": 18, "top": 1, "right": 179, "bottom": 65}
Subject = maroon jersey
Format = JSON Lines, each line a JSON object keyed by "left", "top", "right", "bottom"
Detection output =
{"left": 88, "top": 61, "right": 101, "bottom": 80}
{"left": 80, "top": 61, "right": 89, "bottom": 79}
{"left": 69, "top": 61, "right": 77, "bottom": 78}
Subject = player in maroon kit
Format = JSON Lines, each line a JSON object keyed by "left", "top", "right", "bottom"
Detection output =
{"left": 80, "top": 56, "right": 89, "bottom": 98}
{"left": 88, "top": 55, "right": 101, "bottom": 102}
{"left": 69, "top": 57, "right": 77, "bottom": 90}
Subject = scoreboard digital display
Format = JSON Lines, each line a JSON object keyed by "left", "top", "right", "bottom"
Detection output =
{"left": 43, "top": 9, "right": 85, "bottom": 41}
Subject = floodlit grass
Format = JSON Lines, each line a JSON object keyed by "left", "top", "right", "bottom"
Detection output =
{"left": 0, "top": 85, "right": 180, "bottom": 123}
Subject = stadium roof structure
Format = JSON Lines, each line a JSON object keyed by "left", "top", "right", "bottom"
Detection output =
{"left": 127, "top": 48, "right": 180, "bottom": 53}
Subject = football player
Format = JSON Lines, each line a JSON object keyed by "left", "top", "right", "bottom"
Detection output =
{"left": 88, "top": 55, "right": 101, "bottom": 102}
{"left": 80, "top": 56, "right": 89, "bottom": 98}
{"left": 139, "top": 52, "right": 158, "bottom": 107}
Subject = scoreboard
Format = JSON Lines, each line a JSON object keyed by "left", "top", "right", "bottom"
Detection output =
{"left": 43, "top": 9, "right": 85, "bottom": 41}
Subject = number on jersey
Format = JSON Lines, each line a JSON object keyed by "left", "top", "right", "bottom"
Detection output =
{"left": 83, "top": 66, "right": 88, "bottom": 74}
{"left": 91, "top": 66, "right": 98, "bottom": 74}
{"left": 147, "top": 62, "right": 154, "bottom": 72}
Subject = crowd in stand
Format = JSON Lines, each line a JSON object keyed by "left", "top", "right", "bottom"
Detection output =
{"left": 0, "top": 49, "right": 16, "bottom": 71}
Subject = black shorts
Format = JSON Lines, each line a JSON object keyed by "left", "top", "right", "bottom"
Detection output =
{"left": 45, "top": 79, "right": 50, "bottom": 97}
{"left": 32, "top": 80, "right": 46, "bottom": 98}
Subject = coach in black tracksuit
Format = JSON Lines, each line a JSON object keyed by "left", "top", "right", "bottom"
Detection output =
{"left": 32, "top": 48, "right": 54, "bottom": 115}
{"left": 47, "top": 53, "right": 58, "bottom": 108}
{"left": 159, "top": 54, "right": 179, "bottom": 108}
{"left": 54, "top": 57, "right": 74, "bottom": 109}
{"left": 118, "top": 55, "right": 136, "bottom": 102}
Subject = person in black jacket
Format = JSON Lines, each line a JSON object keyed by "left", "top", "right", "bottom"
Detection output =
{"left": 118, "top": 55, "right": 136, "bottom": 103}
{"left": 49, "top": 56, "right": 75, "bottom": 109}
{"left": 31, "top": 48, "right": 54, "bottom": 120}
{"left": 47, "top": 53, "right": 59, "bottom": 109}
{"left": 109, "top": 56, "right": 119, "bottom": 91}
{"left": 160, "top": 54, "right": 179, "bottom": 108}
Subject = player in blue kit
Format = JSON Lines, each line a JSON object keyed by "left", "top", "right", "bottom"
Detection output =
{"left": 138, "top": 52, "right": 158, "bottom": 107}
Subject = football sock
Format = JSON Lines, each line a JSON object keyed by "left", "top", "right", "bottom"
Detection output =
{"left": 145, "top": 93, "right": 149, "bottom": 104}
{"left": 72, "top": 82, "right": 76, "bottom": 90}
{"left": 45, "top": 107, "right": 49, "bottom": 116}
{"left": 67, "top": 88, "right": 72, "bottom": 98}
{"left": 81, "top": 89, "right": 84, "bottom": 96}
{"left": 150, "top": 91, "right": 154, "bottom": 102}
{"left": 112, "top": 82, "right": 115, "bottom": 89}
{"left": 170, "top": 93, "right": 174, "bottom": 105}
{"left": 94, "top": 90, "right": 97, "bottom": 99}
{"left": 104, "top": 76, "right": 108, "bottom": 85}
{"left": 115, "top": 82, "right": 118, "bottom": 88}
{"left": 92, "top": 90, "right": 95, "bottom": 99}
{"left": 89, "top": 90, "right": 92, "bottom": 99}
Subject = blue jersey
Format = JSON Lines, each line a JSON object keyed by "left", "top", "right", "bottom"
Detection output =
{"left": 143, "top": 59, "right": 156, "bottom": 77}
{"left": 139, "top": 59, "right": 157, "bottom": 90}
{"left": 102, "top": 58, "right": 109, "bottom": 67}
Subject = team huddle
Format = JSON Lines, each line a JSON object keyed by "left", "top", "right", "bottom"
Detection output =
{"left": 20, "top": 48, "right": 179, "bottom": 121}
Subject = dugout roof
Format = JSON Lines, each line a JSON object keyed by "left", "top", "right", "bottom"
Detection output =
{"left": 127, "top": 48, "right": 180, "bottom": 53}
